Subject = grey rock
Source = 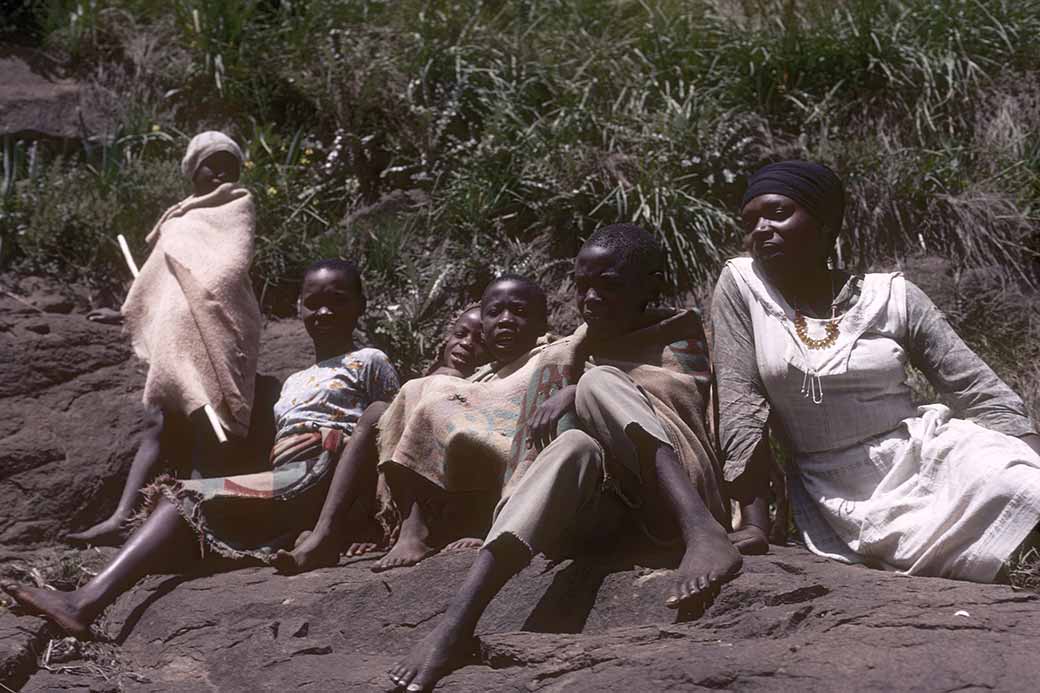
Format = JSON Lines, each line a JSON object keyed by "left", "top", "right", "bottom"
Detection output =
{"left": 11, "top": 546, "right": 1040, "bottom": 692}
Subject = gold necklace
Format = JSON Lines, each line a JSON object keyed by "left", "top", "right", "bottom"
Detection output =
{"left": 793, "top": 270, "right": 841, "bottom": 349}
{"left": 794, "top": 312, "right": 840, "bottom": 349}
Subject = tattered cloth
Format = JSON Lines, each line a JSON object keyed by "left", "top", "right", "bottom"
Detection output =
{"left": 143, "top": 428, "right": 346, "bottom": 562}
{"left": 376, "top": 309, "right": 726, "bottom": 534}
{"left": 121, "top": 182, "right": 262, "bottom": 437}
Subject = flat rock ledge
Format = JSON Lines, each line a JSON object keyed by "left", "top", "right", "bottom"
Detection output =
{"left": 6, "top": 544, "right": 1040, "bottom": 692}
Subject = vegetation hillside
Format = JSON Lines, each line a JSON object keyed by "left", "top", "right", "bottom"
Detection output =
{"left": 2, "top": 0, "right": 1038, "bottom": 393}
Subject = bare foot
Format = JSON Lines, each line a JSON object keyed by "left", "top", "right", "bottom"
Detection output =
{"left": 444, "top": 537, "right": 483, "bottom": 552}
{"left": 1, "top": 583, "right": 93, "bottom": 639}
{"left": 371, "top": 536, "right": 438, "bottom": 573}
{"left": 272, "top": 530, "right": 340, "bottom": 575}
{"left": 728, "top": 526, "right": 769, "bottom": 556}
{"left": 345, "top": 541, "right": 379, "bottom": 556}
{"left": 66, "top": 517, "right": 128, "bottom": 548}
{"left": 387, "top": 620, "right": 476, "bottom": 691}
{"left": 665, "top": 529, "right": 743, "bottom": 609}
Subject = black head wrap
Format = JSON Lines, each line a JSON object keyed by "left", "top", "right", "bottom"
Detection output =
{"left": 741, "top": 161, "right": 845, "bottom": 240}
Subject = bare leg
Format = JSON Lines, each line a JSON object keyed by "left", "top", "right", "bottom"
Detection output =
{"left": 371, "top": 496, "right": 437, "bottom": 572}
{"left": 631, "top": 429, "right": 742, "bottom": 608}
{"left": 388, "top": 538, "right": 528, "bottom": 691}
{"left": 4, "top": 499, "right": 196, "bottom": 637}
{"left": 372, "top": 463, "right": 446, "bottom": 572}
{"left": 67, "top": 407, "right": 166, "bottom": 547}
{"left": 273, "top": 402, "right": 388, "bottom": 574}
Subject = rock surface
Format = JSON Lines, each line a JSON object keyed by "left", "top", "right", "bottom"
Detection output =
{"left": 0, "top": 45, "right": 119, "bottom": 141}
{"left": 0, "top": 278, "right": 311, "bottom": 547}
{"left": 9, "top": 545, "right": 1040, "bottom": 692}
{"left": 4, "top": 267, "right": 1040, "bottom": 691}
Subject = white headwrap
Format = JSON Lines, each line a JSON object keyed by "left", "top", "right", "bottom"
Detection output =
{"left": 181, "top": 131, "right": 245, "bottom": 180}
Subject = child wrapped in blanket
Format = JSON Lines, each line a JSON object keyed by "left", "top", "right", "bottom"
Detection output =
{"left": 3, "top": 259, "right": 399, "bottom": 638}
{"left": 373, "top": 274, "right": 552, "bottom": 571}
{"left": 69, "top": 131, "right": 264, "bottom": 546}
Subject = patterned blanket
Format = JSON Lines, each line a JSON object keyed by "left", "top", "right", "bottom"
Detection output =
{"left": 376, "top": 309, "right": 725, "bottom": 530}
{"left": 145, "top": 428, "right": 345, "bottom": 561}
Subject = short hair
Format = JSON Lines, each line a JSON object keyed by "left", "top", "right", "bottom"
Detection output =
{"left": 481, "top": 273, "right": 548, "bottom": 317}
{"left": 302, "top": 258, "right": 366, "bottom": 311}
{"left": 583, "top": 223, "right": 665, "bottom": 275}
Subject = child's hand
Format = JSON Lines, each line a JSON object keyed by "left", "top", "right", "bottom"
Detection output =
{"left": 527, "top": 384, "right": 578, "bottom": 452}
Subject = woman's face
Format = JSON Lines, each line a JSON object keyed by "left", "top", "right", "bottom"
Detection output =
{"left": 193, "top": 151, "right": 241, "bottom": 196}
{"left": 741, "top": 193, "right": 827, "bottom": 284}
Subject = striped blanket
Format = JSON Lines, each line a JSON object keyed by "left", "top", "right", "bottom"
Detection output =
{"left": 145, "top": 428, "right": 345, "bottom": 561}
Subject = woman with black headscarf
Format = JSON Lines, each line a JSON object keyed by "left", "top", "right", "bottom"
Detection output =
{"left": 713, "top": 160, "right": 1040, "bottom": 583}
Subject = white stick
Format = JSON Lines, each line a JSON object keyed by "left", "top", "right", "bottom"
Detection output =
{"left": 203, "top": 403, "right": 229, "bottom": 444}
{"left": 119, "top": 235, "right": 226, "bottom": 445}
{"left": 117, "top": 234, "right": 140, "bottom": 278}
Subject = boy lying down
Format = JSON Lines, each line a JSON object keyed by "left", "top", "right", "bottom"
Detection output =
{"left": 386, "top": 224, "right": 748, "bottom": 692}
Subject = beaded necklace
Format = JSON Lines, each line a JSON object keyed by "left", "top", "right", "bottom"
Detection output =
{"left": 792, "top": 271, "right": 841, "bottom": 350}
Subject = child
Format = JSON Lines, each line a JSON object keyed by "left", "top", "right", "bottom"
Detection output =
{"left": 68, "top": 131, "right": 262, "bottom": 546}
{"left": 372, "top": 275, "right": 550, "bottom": 572}
{"left": 426, "top": 305, "right": 487, "bottom": 378}
{"left": 2, "top": 259, "right": 399, "bottom": 638}
{"left": 387, "top": 225, "right": 740, "bottom": 692}
{"left": 271, "top": 306, "right": 488, "bottom": 574}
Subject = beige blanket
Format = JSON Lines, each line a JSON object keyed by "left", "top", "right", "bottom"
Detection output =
{"left": 377, "top": 309, "right": 726, "bottom": 527}
{"left": 122, "top": 183, "right": 261, "bottom": 437}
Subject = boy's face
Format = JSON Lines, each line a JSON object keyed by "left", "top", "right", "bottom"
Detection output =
{"left": 193, "top": 151, "right": 241, "bottom": 196}
{"left": 443, "top": 308, "right": 487, "bottom": 375}
{"left": 299, "top": 268, "right": 363, "bottom": 348}
{"left": 481, "top": 280, "right": 546, "bottom": 364}
{"left": 575, "top": 243, "right": 653, "bottom": 341}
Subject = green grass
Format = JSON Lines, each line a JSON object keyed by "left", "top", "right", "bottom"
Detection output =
{"left": 2, "top": 0, "right": 1039, "bottom": 378}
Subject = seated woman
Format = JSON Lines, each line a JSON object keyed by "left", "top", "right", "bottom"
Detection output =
{"left": 272, "top": 305, "right": 488, "bottom": 574}
{"left": 69, "top": 131, "right": 263, "bottom": 547}
{"left": 373, "top": 275, "right": 550, "bottom": 572}
{"left": 2, "top": 259, "right": 399, "bottom": 638}
{"left": 387, "top": 224, "right": 741, "bottom": 692}
{"left": 714, "top": 160, "right": 1040, "bottom": 583}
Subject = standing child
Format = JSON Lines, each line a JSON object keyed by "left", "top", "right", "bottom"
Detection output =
{"left": 3, "top": 259, "right": 399, "bottom": 638}
{"left": 68, "top": 131, "right": 262, "bottom": 546}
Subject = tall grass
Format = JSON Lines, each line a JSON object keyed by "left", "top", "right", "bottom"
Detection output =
{"left": 2, "top": 0, "right": 1039, "bottom": 377}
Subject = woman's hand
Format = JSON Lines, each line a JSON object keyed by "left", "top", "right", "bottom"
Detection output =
{"left": 728, "top": 525, "right": 769, "bottom": 556}
{"left": 527, "top": 384, "right": 578, "bottom": 452}
{"left": 86, "top": 307, "right": 123, "bottom": 324}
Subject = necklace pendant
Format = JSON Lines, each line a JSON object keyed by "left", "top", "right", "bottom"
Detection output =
{"left": 794, "top": 311, "right": 840, "bottom": 350}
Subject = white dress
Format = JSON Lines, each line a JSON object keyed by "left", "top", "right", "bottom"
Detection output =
{"left": 717, "top": 257, "right": 1040, "bottom": 582}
